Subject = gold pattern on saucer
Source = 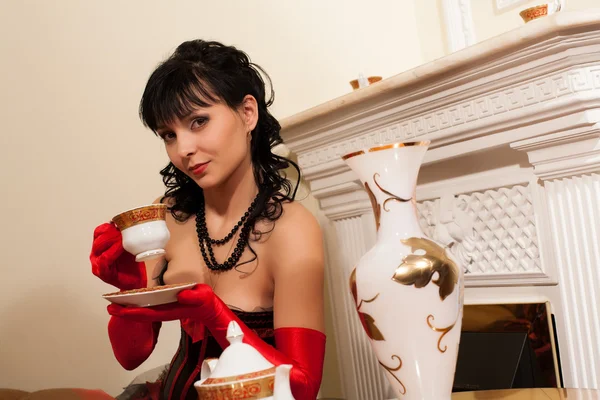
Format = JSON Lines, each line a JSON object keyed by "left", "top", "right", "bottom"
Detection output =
{"left": 392, "top": 237, "right": 459, "bottom": 301}
{"left": 373, "top": 173, "right": 412, "bottom": 211}
{"left": 341, "top": 150, "right": 365, "bottom": 160}
{"left": 426, "top": 314, "right": 457, "bottom": 353}
{"left": 365, "top": 182, "right": 381, "bottom": 231}
{"left": 112, "top": 204, "right": 167, "bottom": 230}
{"left": 350, "top": 268, "right": 385, "bottom": 341}
{"left": 379, "top": 355, "right": 406, "bottom": 394}
{"left": 195, "top": 374, "right": 274, "bottom": 399}
{"left": 368, "top": 141, "right": 430, "bottom": 153}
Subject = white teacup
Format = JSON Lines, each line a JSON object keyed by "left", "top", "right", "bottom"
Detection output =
{"left": 112, "top": 204, "right": 170, "bottom": 262}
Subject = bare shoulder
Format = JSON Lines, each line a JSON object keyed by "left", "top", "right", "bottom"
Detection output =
{"left": 274, "top": 201, "right": 322, "bottom": 243}
{"left": 266, "top": 201, "right": 324, "bottom": 269}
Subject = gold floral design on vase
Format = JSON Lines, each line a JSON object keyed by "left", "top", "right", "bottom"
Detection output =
{"left": 373, "top": 173, "right": 412, "bottom": 211}
{"left": 426, "top": 314, "right": 457, "bottom": 353}
{"left": 392, "top": 237, "right": 459, "bottom": 301}
{"left": 350, "top": 268, "right": 385, "bottom": 341}
{"left": 364, "top": 182, "right": 381, "bottom": 231}
{"left": 379, "top": 355, "right": 406, "bottom": 395}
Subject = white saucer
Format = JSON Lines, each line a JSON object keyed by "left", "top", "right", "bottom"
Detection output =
{"left": 102, "top": 282, "right": 197, "bottom": 307}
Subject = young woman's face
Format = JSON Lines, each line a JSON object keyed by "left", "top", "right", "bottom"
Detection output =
{"left": 156, "top": 95, "right": 258, "bottom": 189}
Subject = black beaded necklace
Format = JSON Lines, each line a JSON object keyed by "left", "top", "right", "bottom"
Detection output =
{"left": 195, "top": 192, "right": 260, "bottom": 272}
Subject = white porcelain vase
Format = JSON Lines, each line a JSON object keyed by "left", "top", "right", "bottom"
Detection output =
{"left": 342, "top": 141, "right": 464, "bottom": 400}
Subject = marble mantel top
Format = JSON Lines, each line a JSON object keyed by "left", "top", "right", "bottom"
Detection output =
{"left": 280, "top": 9, "right": 600, "bottom": 142}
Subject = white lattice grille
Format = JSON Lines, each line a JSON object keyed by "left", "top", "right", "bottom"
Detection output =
{"left": 417, "top": 185, "right": 542, "bottom": 274}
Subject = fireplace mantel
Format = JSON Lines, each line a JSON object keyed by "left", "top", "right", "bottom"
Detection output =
{"left": 281, "top": 10, "right": 600, "bottom": 400}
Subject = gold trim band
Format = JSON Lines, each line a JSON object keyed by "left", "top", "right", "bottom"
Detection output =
{"left": 202, "top": 367, "right": 276, "bottom": 385}
{"left": 368, "top": 141, "right": 430, "bottom": 153}
{"left": 112, "top": 204, "right": 167, "bottom": 230}
{"left": 341, "top": 141, "right": 430, "bottom": 161}
{"left": 341, "top": 150, "right": 365, "bottom": 160}
{"left": 195, "top": 374, "right": 275, "bottom": 399}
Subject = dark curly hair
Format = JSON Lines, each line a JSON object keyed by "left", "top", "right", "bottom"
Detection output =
{"left": 138, "top": 40, "right": 300, "bottom": 231}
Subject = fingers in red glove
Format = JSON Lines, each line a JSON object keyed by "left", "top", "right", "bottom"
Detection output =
{"left": 90, "top": 222, "right": 146, "bottom": 290}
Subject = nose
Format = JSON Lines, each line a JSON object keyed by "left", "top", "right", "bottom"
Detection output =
{"left": 176, "top": 131, "right": 197, "bottom": 158}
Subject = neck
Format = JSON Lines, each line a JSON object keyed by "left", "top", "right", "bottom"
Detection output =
{"left": 203, "top": 155, "right": 258, "bottom": 220}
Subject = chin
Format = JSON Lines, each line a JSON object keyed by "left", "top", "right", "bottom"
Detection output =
{"left": 191, "top": 174, "right": 220, "bottom": 190}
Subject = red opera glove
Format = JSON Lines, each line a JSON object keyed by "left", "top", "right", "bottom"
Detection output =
{"left": 90, "top": 223, "right": 146, "bottom": 290}
{"left": 108, "top": 315, "right": 161, "bottom": 371}
{"left": 108, "top": 284, "right": 326, "bottom": 400}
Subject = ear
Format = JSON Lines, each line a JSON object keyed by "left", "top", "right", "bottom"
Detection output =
{"left": 240, "top": 95, "right": 259, "bottom": 133}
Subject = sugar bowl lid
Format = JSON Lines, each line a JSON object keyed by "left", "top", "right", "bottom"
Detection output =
{"left": 200, "top": 321, "right": 275, "bottom": 383}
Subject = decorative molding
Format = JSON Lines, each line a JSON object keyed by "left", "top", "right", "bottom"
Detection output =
{"left": 441, "top": 0, "right": 477, "bottom": 53}
{"left": 298, "top": 65, "right": 600, "bottom": 172}
{"left": 511, "top": 125, "right": 600, "bottom": 180}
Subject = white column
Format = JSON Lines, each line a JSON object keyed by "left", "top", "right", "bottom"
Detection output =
{"left": 544, "top": 174, "right": 600, "bottom": 388}
{"left": 513, "top": 126, "right": 600, "bottom": 388}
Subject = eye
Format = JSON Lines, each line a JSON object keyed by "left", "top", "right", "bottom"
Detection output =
{"left": 158, "top": 131, "right": 176, "bottom": 142}
{"left": 191, "top": 117, "right": 208, "bottom": 129}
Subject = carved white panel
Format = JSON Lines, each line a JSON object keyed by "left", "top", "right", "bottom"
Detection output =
{"left": 416, "top": 184, "right": 542, "bottom": 274}
{"left": 545, "top": 174, "right": 600, "bottom": 388}
{"left": 297, "top": 66, "right": 600, "bottom": 170}
{"left": 327, "top": 215, "right": 393, "bottom": 400}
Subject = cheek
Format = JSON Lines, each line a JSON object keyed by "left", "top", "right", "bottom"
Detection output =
{"left": 165, "top": 145, "right": 184, "bottom": 169}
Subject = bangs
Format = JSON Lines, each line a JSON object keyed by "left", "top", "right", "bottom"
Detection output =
{"left": 139, "top": 63, "right": 219, "bottom": 132}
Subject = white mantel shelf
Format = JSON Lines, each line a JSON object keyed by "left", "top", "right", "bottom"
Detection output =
{"left": 280, "top": 10, "right": 600, "bottom": 400}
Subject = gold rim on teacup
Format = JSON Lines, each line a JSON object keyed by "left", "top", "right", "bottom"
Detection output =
{"left": 341, "top": 141, "right": 431, "bottom": 161}
{"left": 195, "top": 373, "right": 275, "bottom": 399}
{"left": 112, "top": 204, "right": 167, "bottom": 231}
{"left": 519, "top": 4, "right": 549, "bottom": 22}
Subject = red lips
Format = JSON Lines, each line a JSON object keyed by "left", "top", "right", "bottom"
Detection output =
{"left": 189, "top": 162, "right": 209, "bottom": 176}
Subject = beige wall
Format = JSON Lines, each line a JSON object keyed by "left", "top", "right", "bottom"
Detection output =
{"left": 0, "top": 0, "right": 426, "bottom": 397}
{"left": 471, "top": 0, "right": 600, "bottom": 43}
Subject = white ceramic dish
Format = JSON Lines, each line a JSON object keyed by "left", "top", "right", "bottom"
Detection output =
{"left": 102, "top": 283, "right": 197, "bottom": 307}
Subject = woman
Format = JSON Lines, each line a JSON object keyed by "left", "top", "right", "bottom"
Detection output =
{"left": 90, "top": 40, "right": 326, "bottom": 400}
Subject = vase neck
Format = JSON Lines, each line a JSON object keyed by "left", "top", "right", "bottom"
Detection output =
{"left": 374, "top": 197, "right": 423, "bottom": 240}
{"left": 343, "top": 143, "right": 429, "bottom": 240}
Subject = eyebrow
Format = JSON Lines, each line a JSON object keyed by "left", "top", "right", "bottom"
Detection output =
{"left": 155, "top": 110, "right": 210, "bottom": 131}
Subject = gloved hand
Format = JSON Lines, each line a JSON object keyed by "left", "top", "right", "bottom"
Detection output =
{"left": 108, "top": 284, "right": 326, "bottom": 400}
{"left": 90, "top": 222, "right": 146, "bottom": 290}
{"left": 91, "top": 222, "right": 158, "bottom": 370}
